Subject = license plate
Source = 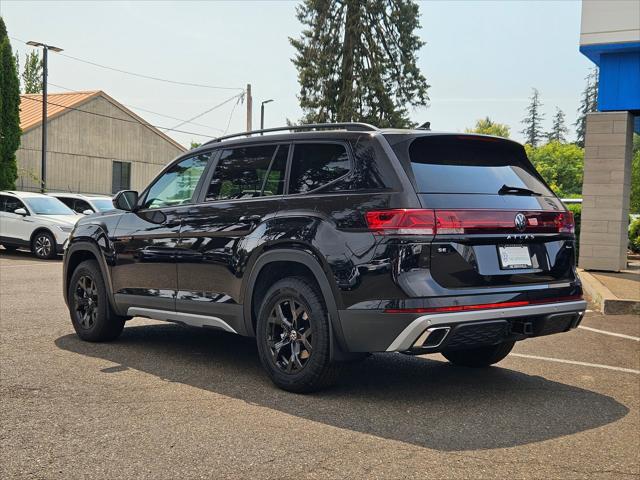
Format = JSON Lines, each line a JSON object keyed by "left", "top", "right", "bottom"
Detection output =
{"left": 498, "top": 245, "right": 532, "bottom": 269}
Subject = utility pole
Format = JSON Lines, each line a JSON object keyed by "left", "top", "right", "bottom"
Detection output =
{"left": 246, "top": 84, "right": 253, "bottom": 132}
{"left": 26, "top": 41, "right": 63, "bottom": 193}
{"left": 260, "top": 99, "right": 274, "bottom": 133}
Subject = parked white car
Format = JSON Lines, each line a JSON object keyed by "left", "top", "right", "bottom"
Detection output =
{"left": 47, "top": 192, "right": 115, "bottom": 215}
{"left": 0, "top": 191, "right": 80, "bottom": 259}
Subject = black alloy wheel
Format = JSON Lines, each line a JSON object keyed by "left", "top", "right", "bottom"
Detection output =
{"left": 73, "top": 275, "right": 99, "bottom": 330}
{"left": 267, "top": 298, "right": 314, "bottom": 373}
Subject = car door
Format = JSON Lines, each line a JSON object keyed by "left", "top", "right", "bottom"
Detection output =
{"left": 0, "top": 195, "right": 33, "bottom": 245}
{"left": 175, "top": 143, "right": 289, "bottom": 329}
{"left": 110, "top": 153, "right": 212, "bottom": 313}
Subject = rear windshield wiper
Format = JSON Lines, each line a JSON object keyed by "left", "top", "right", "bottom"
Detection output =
{"left": 498, "top": 184, "right": 542, "bottom": 196}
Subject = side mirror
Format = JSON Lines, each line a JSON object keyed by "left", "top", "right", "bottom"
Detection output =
{"left": 14, "top": 208, "right": 28, "bottom": 216}
{"left": 113, "top": 190, "right": 139, "bottom": 212}
{"left": 82, "top": 209, "right": 94, "bottom": 215}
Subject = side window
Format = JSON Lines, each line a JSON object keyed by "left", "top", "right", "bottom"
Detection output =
{"left": 143, "top": 154, "right": 210, "bottom": 209}
{"left": 57, "top": 197, "right": 75, "bottom": 209}
{"left": 74, "top": 199, "right": 92, "bottom": 213}
{"left": 206, "top": 145, "right": 279, "bottom": 201}
{"left": 0, "top": 195, "right": 7, "bottom": 212}
{"left": 262, "top": 145, "right": 288, "bottom": 196}
{"left": 289, "top": 143, "right": 350, "bottom": 194}
{"left": 4, "top": 197, "right": 26, "bottom": 214}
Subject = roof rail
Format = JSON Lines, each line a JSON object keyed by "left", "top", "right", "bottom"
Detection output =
{"left": 203, "top": 122, "right": 378, "bottom": 145}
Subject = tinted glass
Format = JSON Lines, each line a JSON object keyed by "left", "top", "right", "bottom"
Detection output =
{"left": 2, "top": 196, "right": 26, "bottom": 213}
{"left": 56, "top": 197, "right": 75, "bottom": 209}
{"left": 206, "top": 145, "right": 278, "bottom": 201}
{"left": 289, "top": 143, "right": 350, "bottom": 194}
{"left": 74, "top": 199, "right": 92, "bottom": 213}
{"left": 407, "top": 136, "right": 552, "bottom": 195}
{"left": 144, "top": 154, "right": 210, "bottom": 209}
{"left": 91, "top": 198, "right": 115, "bottom": 211}
{"left": 23, "top": 197, "right": 75, "bottom": 215}
{"left": 262, "top": 145, "right": 288, "bottom": 196}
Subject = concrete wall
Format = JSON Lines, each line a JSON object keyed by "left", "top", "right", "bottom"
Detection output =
{"left": 578, "top": 111, "right": 633, "bottom": 272}
{"left": 580, "top": 0, "right": 640, "bottom": 46}
{"left": 16, "top": 95, "right": 184, "bottom": 195}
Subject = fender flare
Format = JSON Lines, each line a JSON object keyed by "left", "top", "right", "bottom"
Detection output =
{"left": 64, "top": 239, "right": 121, "bottom": 315}
{"left": 243, "top": 249, "right": 349, "bottom": 359}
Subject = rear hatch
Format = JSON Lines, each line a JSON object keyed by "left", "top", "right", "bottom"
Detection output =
{"left": 389, "top": 133, "right": 577, "bottom": 290}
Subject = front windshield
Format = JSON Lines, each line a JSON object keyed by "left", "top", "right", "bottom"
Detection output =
{"left": 24, "top": 197, "right": 75, "bottom": 215}
{"left": 91, "top": 198, "right": 115, "bottom": 211}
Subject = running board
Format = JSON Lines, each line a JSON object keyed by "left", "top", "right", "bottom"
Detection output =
{"left": 126, "top": 307, "right": 237, "bottom": 334}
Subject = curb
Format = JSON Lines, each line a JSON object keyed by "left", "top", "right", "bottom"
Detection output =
{"left": 578, "top": 269, "right": 640, "bottom": 315}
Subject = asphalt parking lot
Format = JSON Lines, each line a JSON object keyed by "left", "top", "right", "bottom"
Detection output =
{"left": 1, "top": 250, "right": 638, "bottom": 479}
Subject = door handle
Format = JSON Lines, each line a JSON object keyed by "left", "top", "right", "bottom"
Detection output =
{"left": 239, "top": 215, "right": 262, "bottom": 223}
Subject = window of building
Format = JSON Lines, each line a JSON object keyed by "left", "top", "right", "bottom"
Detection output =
{"left": 288, "top": 143, "right": 350, "bottom": 194}
{"left": 112, "top": 161, "right": 131, "bottom": 194}
{"left": 206, "top": 145, "right": 284, "bottom": 201}
{"left": 143, "top": 154, "right": 210, "bottom": 209}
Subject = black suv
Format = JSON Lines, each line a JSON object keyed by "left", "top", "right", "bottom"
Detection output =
{"left": 63, "top": 123, "right": 586, "bottom": 392}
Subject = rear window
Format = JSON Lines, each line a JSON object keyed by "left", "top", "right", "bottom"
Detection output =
{"left": 407, "top": 136, "right": 552, "bottom": 195}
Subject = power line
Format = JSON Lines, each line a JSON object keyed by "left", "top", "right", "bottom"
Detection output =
{"left": 169, "top": 93, "right": 245, "bottom": 130}
{"left": 21, "top": 95, "right": 241, "bottom": 139}
{"left": 48, "top": 81, "right": 226, "bottom": 133}
{"left": 11, "top": 35, "right": 245, "bottom": 92}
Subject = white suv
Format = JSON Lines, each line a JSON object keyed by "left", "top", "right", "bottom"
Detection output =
{"left": 0, "top": 191, "right": 80, "bottom": 259}
{"left": 47, "top": 193, "right": 115, "bottom": 215}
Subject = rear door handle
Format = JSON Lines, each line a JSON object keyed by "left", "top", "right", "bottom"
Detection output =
{"left": 239, "top": 215, "right": 262, "bottom": 223}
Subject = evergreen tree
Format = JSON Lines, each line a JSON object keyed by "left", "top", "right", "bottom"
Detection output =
{"left": 546, "top": 107, "right": 568, "bottom": 143}
{"left": 0, "top": 17, "right": 21, "bottom": 190}
{"left": 465, "top": 117, "right": 510, "bottom": 138}
{"left": 290, "top": 0, "right": 430, "bottom": 128}
{"left": 22, "top": 51, "right": 43, "bottom": 94}
{"left": 574, "top": 68, "right": 598, "bottom": 148}
{"left": 520, "top": 88, "right": 544, "bottom": 147}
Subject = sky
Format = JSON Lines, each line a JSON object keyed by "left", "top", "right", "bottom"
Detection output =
{"left": 1, "top": 0, "right": 595, "bottom": 148}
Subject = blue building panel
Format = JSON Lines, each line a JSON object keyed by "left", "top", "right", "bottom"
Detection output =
{"left": 580, "top": 41, "right": 640, "bottom": 132}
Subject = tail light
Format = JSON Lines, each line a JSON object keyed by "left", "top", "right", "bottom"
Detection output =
{"left": 364, "top": 209, "right": 435, "bottom": 235}
{"left": 365, "top": 209, "right": 575, "bottom": 235}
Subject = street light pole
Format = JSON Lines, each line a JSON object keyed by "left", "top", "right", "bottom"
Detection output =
{"left": 26, "top": 41, "right": 63, "bottom": 193}
{"left": 260, "top": 99, "right": 274, "bottom": 134}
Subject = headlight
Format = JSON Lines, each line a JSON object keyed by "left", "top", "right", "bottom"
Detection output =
{"left": 56, "top": 225, "right": 73, "bottom": 233}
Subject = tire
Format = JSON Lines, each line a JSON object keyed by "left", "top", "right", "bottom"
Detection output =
{"left": 442, "top": 341, "right": 515, "bottom": 367}
{"left": 256, "top": 276, "right": 340, "bottom": 393}
{"left": 68, "top": 260, "right": 125, "bottom": 342}
{"left": 31, "top": 230, "right": 57, "bottom": 259}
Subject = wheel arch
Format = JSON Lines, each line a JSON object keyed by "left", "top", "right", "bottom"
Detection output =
{"left": 30, "top": 227, "right": 56, "bottom": 248}
{"left": 64, "top": 240, "right": 121, "bottom": 315}
{"left": 243, "top": 248, "right": 350, "bottom": 360}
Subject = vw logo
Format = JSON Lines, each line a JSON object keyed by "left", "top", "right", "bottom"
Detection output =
{"left": 514, "top": 213, "right": 527, "bottom": 232}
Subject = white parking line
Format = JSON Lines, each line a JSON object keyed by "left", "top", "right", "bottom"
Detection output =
{"left": 511, "top": 353, "right": 640, "bottom": 374}
{"left": 578, "top": 325, "right": 640, "bottom": 341}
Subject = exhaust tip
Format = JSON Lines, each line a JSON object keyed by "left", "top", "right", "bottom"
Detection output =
{"left": 413, "top": 326, "right": 451, "bottom": 349}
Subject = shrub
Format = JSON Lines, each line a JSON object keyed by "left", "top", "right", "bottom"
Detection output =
{"left": 629, "top": 217, "right": 640, "bottom": 253}
{"left": 566, "top": 203, "right": 582, "bottom": 260}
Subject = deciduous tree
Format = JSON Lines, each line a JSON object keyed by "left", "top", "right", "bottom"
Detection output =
{"left": 465, "top": 117, "right": 510, "bottom": 138}
{"left": 525, "top": 142, "right": 583, "bottom": 198}
{"left": 22, "top": 50, "right": 43, "bottom": 94}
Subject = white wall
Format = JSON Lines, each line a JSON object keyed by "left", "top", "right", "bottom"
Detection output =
{"left": 580, "top": 0, "right": 640, "bottom": 46}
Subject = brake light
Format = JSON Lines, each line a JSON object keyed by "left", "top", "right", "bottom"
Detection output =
{"left": 365, "top": 209, "right": 576, "bottom": 235}
{"left": 364, "top": 209, "right": 435, "bottom": 235}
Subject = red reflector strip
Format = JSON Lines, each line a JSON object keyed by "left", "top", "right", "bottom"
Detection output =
{"left": 383, "top": 295, "right": 583, "bottom": 314}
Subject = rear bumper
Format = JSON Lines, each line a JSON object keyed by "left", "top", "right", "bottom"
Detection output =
{"left": 339, "top": 300, "right": 587, "bottom": 353}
